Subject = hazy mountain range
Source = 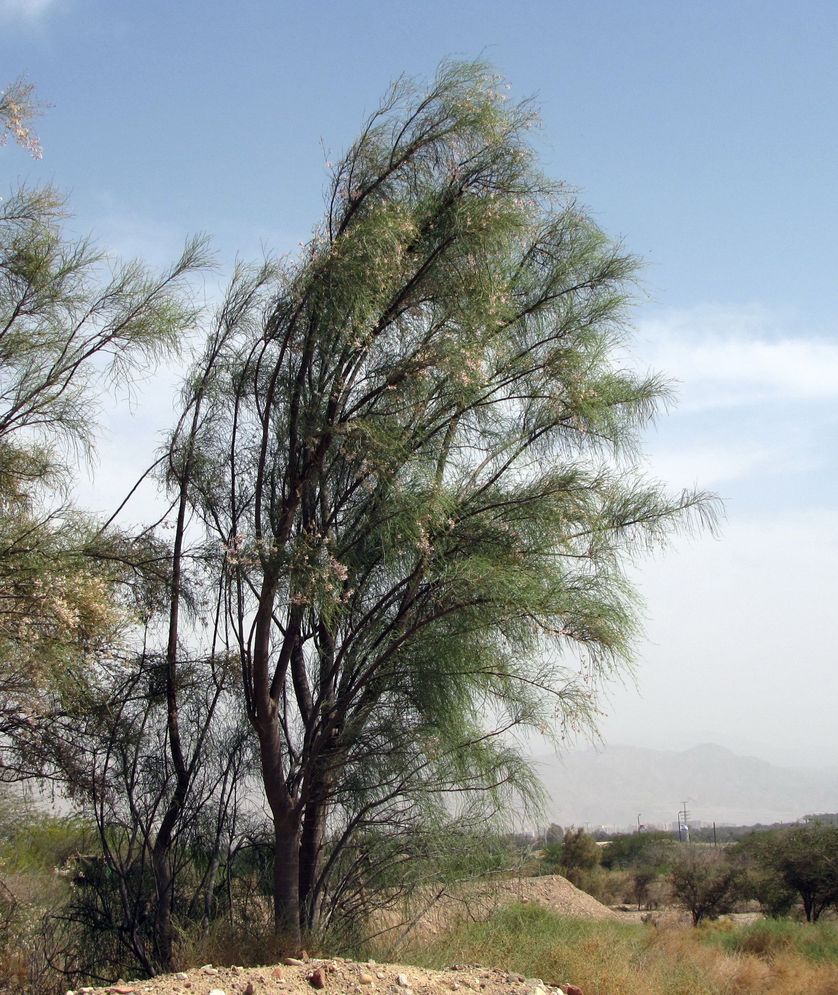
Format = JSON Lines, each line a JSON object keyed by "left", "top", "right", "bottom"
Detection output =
{"left": 534, "top": 743, "right": 838, "bottom": 830}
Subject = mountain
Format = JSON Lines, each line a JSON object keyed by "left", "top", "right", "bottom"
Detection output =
{"left": 533, "top": 743, "right": 838, "bottom": 829}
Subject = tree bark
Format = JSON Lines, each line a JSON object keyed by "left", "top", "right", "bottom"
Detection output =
{"left": 273, "top": 817, "right": 302, "bottom": 953}
{"left": 299, "top": 777, "right": 330, "bottom": 931}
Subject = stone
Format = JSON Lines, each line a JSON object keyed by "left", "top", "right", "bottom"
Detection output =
{"left": 563, "top": 987, "right": 584, "bottom": 995}
{"left": 359, "top": 974, "right": 375, "bottom": 985}
{"left": 244, "top": 983, "right": 255, "bottom": 995}
{"left": 285, "top": 957, "right": 307, "bottom": 966}
{"left": 272, "top": 966, "right": 284, "bottom": 978}
{"left": 309, "top": 967, "right": 327, "bottom": 989}
{"left": 208, "top": 989, "right": 226, "bottom": 995}
{"left": 175, "top": 973, "right": 188, "bottom": 981}
{"left": 396, "top": 975, "right": 410, "bottom": 988}
{"left": 202, "top": 964, "right": 220, "bottom": 975}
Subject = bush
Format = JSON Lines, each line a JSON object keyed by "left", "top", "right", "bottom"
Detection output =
{"left": 670, "top": 848, "right": 744, "bottom": 926}
{"left": 737, "top": 824, "right": 838, "bottom": 922}
{"left": 600, "top": 831, "right": 676, "bottom": 872}
{"left": 542, "top": 828, "right": 600, "bottom": 885}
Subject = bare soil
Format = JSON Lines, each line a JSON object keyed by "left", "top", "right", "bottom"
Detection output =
{"left": 74, "top": 958, "right": 576, "bottom": 995}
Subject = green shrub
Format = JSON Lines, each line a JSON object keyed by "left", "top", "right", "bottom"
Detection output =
{"left": 0, "top": 815, "right": 95, "bottom": 874}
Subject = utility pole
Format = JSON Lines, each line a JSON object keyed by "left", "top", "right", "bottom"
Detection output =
{"left": 677, "top": 801, "right": 690, "bottom": 843}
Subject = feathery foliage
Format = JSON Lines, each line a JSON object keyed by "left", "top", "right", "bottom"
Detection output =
{"left": 168, "top": 60, "right": 718, "bottom": 947}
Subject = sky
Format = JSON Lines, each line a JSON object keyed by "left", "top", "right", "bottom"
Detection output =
{"left": 2, "top": 0, "right": 837, "bottom": 772}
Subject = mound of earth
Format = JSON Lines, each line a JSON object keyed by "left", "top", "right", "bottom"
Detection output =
{"left": 77, "top": 956, "right": 581, "bottom": 995}
{"left": 490, "top": 874, "right": 618, "bottom": 922}
{"left": 377, "top": 873, "right": 616, "bottom": 943}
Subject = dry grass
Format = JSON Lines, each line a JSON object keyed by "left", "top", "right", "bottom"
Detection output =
{"left": 369, "top": 902, "right": 838, "bottom": 995}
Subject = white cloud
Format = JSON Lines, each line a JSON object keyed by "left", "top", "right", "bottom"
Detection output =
{"left": 0, "top": 0, "right": 59, "bottom": 25}
{"left": 633, "top": 305, "right": 838, "bottom": 411}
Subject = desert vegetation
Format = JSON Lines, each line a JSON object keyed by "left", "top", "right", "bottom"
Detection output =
{"left": 3, "top": 60, "right": 835, "bottom": 995}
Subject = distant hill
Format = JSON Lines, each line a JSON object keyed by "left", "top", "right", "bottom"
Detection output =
{"left": 534, "top": 743, "right": 838, "bottom": 829}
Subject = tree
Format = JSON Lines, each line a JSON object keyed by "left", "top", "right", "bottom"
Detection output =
{"left": 741, "top": 825, "right": 838, "bottom": 922}
{"left": 544, "top": 823, "right": 565, "bottom": 845}
{"left": 1, "top": 78, "right": 215, "bottom": 975}
{"left": 670, "top": 849, "right": 742, "bottom": 926}
{"left": 600, "top": 830, "right": 675, "bottom": 871}
{"left": 543, "top": 828, "right": 600, "bottom": 884}
{"left": 173, "top": 60, "right": 716, "bottom": 949}
{"left": 0, "top": 179, "right": 210, "bottom": 775}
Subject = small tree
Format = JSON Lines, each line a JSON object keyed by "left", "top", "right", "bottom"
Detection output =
{"left": 544, "top": 823, "right": 565, "bottom": 845}
{"left": 670, "top": 849, "right": 742, "bottom": 926}
{"left": 542, "top": 828, "right": 600, "bottom": 884}
{"left": 741, "top": 825, "right": 838, "bottom": 922}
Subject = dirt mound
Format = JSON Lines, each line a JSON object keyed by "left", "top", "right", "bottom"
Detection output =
{"left": 78, "top": 956, "right": 577, "bottom": 995}
{"left": 492, "top": 874, "right": 618, "bottom": 921}
{"left": 381, "top": 874, "right": 616, "bottom": 942}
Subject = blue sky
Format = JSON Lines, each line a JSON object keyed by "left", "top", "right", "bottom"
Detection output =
{"left": 3, "top": 0, "right": 838, "bottom": 774}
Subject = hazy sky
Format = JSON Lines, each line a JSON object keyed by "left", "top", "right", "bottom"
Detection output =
{"left": 3, "top": 0, "right": 837, "bottom": 768}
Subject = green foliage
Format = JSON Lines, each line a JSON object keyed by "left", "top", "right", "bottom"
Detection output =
{"left": 0, "top": 813, "right": 94, "bottom": 874}
{"left": 374, "top": 901, "right": 838, "bottom": 995}
{"left": 670, "top": 848, "right": 744, "bottom": 926}
{"left": 701, "top": 918, "right": 838, "bottom": 964}
{"left": 543, "top": 828, "right": 601, "bottom": 883}
{"left": 600, "top": 831, "right": 676, "bottom": 872}
{"left": 170, "top": 58, "right": 717, "bottom": 943}
{"left": 737, "top": 824, "right": 838, "bottom": 922}
{"left": 0, "top": 176, "right": 210, "bottom": 778}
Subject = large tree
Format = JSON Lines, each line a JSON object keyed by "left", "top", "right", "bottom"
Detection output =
{"left": 173, "top": 61, "right": 715, "bottom": 949}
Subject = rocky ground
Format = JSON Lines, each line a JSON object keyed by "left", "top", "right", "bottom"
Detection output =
{"left": 74, "top": 956, "right": 582, "bottom": 995}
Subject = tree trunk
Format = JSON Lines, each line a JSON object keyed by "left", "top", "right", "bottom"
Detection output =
{"left": 151, "top": 804, "right": 180, "bottom": 971}
{"left": 299, "top": 791, "right": 328, "bottom": 932}
{"left": 256, "top": 697, "right": 303, "bottom": 952}
{"left": 273, "top": 817, "right": 302, "bottom": 953}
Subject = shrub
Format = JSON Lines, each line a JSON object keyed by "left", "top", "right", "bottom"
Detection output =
{"left": 670, "top": 848, "right": 744, "bottom": 926}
